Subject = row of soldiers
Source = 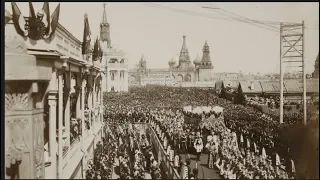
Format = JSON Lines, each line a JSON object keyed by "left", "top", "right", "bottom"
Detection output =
{"left": 150, "top": 112, "right": 203, "bottom": 179}
{"left": 115, "top": 123, "right": 162, "bottom": 179}
{"left": 150, "top": 108, "right": 296, "bottom": 179}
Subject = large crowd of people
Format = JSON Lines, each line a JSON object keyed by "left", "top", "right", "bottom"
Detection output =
{"left": 86, "top": 123, "right": 162, "bottom": 179}
{"left": 85, "top": 85, "right": 317, "bottom": 179}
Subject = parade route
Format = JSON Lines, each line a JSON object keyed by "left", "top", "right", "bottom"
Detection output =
{"left": 180, "top": 153, "right": 221, "bottom": 179}
{"left": 112, "top": 158, "right": 152, "bottom": 179}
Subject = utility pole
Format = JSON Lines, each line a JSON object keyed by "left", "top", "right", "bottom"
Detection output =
{"left": 280, "top": 23, "right": 284, "bottom": 124}
{"left": 280, "top": 21, "right": 306, "bottom": 125}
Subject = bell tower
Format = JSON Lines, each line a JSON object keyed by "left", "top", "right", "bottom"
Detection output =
{"left": 199, "top": 41, "right": 214, "bottom": 81}
{"left": 100, "top": 3, "right": 111, "bottom": 48}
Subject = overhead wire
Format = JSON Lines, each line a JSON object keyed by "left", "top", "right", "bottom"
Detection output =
{"left": 201, "top": 3, "right": 280, "bottom": 30}
{"left": 141, "top": 3, "right": 235, "bottom": 22}
{"left": 142, "top": 2, "right": 318, "bottom": 34}
{"left": 142, "top": 2, "right": 280, "bottom": 33}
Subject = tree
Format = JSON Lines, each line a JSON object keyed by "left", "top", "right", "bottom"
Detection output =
{"left": 220, "top": 81, "right": 226, "bottom": 98}
{"left": 235, "top": 83, "right": 246, "bottom": 105}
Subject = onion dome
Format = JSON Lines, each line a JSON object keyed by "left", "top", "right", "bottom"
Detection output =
{"left": 139, "top": 54, "right": 146, "bottom": 64}
{"left": 193, "top": 54, "right": 201, "bottom": 65}
{"left": 168, "top": 57, "right": 176, "bottom": 66}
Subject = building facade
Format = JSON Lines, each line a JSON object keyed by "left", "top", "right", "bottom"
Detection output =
{"left": 312, "top": 53, "right": 319, "bottom": 78}
{"left": 100, "top": 5, "right": 129, "bottom": 92}
{"left": 5, "top": 3, "right": 104, "bottom": 179}
{"left": 129, "top": 35, "right": 214, "bottom": 86}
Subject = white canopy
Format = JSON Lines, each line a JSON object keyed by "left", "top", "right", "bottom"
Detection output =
{"left": 183, "top": 105, "right": 224, "bottom": 115}
{"left": 212, "top": 106, "right": 223, "bottom": 114}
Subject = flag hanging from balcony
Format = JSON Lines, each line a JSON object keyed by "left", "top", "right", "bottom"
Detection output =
{"left": 98, "top": 38, "right": 103, "bottom": 59}
{"left": 11, "top": 2, "right": 27, "bottom": 37}
{"left": 11, "top": 2, "right": 60, "bottom": 40}
{"left": 82, "top": 13, "right": 91, "bottom": 57}
{"left": 48, "top": 3, "right": 60, "bottom": 39}
{"left": 42, "top": 2, "right": 50, "bottom": 35}
{"left": 92, "top": 37, "right": 99, "bottom": 61}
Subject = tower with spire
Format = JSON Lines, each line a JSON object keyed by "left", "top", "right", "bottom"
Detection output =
{"left": 99, "top": 3, "right": 128, "bottom": 93}
{"left": 139, "top": 54, "right": 147, "bottom": 72}
{"left": 178, "top": 35, "right": 192, "bottom": 68}
{"left": 199, "top": 41, "right": 213, "bottom": 81}
{"left": 100, "top": 3, "right": 111, "bottom": 48}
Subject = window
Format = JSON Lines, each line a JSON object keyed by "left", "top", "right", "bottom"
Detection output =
{"left": 109, "top": 58, "right": 118, "bottom": 63}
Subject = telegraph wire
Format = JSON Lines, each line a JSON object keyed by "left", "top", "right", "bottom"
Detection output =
{"left": 142, "top": 2, "right": 318, "bottom": 34}
{"left": 141, "top": 3, "right": 234, "bottom": 22}
{"left": 142, "top": 2, "right": 279, "bottom": 33}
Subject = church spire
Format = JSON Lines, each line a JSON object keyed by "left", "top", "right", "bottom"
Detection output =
{"left": 201, "top": 41, "right": 211, "bottom": 62}
{"left": 100, "top": 3, "right": 111, "bottom": 47}
{"left": 101, "top": 3, "right": 108, "bottom": 24}
{"left": 181, "top": 34, "right": 188, "bottom": 54}
{"left": 179, "top": 34, "right": 190, "bottom": 63}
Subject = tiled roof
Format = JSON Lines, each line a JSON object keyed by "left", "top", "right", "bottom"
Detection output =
{"left": 239, "top": 81, "right": 263, "bottom": 93}
{"left": 260, "top": 80, "right": 281, "bottom": 93}
{"left": 224, "top": 80, "right": 240, "bottom": 89}
{"left": 284, "top": 79, "right": 302, "bottom": 93}
{"left": 306, "top": 78, "right": 319, "bottom": 93}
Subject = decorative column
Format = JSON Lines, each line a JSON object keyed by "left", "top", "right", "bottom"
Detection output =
{"left": 81, "top": 71, "right": 87, "bottom": 179}
{"left": 87, "top": 75, "right": 92, "bottom": 133}
{"left": 116, "top": 70, "right": 120, "bottom": 92}
{"left": 125, "top": 71, "right": 128, "bottom": 92}
{"left": 64, "top": 72, "right": 71, "bottom": 153}
{"left": 121, "top": 71, "right": 124, "bottom": 92}
{"left": 106, "top": 70, "right": 110, "bottom": 92}
{"left": 81, "top": 76, "right": 86, "bottom": 141}
{"left": 100, "top": 76, "right": 104, "bottom": 124}
{"left": 76, "top": 74, "right": 82, "bottom": 119}
{"left": 48, "top": 90, "right": 58, "bottom": 179}
{"left": 57, "top": 71, "right": 63, "bottom": 179}
{"left": 92, "top": 75, "right": 96, "bottom": 132}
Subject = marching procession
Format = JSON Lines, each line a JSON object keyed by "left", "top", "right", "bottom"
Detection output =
{"left": 4, "top": 2, "right": 318, "bottom": 180}
{"left": 82, "top": 85, "right": 315, "bottom": 179}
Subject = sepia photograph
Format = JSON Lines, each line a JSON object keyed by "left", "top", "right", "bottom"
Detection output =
{"left": 3, "top": 1, "right": 319, "bottom": 179}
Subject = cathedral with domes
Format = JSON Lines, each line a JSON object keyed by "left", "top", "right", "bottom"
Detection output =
{"left": 129, "top": 35, "right": 214, "bottom": 86}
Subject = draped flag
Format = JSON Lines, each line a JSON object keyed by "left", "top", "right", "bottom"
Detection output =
{"left": 262, "top": 147, "right": 267, "bottom": 159}
{"left": 11, "top": 2, "right": 27, "bottom": 36}
{"left": 291, "top": 159, "right": 295, "bottom": 173}
{"left": 48, "top": 3, "right": 60, "bottom": 39}
{"left": 82, "top": 13, "right": 91, "bottom": 56}
{"left": 42, "top": 2, "right": 50, "bottom": 35}
{"left": 92, "top": 37, "right": 99, "bottom": 61}
{"left": 11, "top": 2, "right": 60, "bottom": 40}
{"left": 275, "top": 153, "right": 280, "bottom": 166}
{"left": 253, "top": 142, "right": 257, "bottom": 153}
{"left": 98, "top": 38, "right": 103, "bottom": 58}
{"left": 29, "top": 2, "right": 36, "bottom": 20}
{"left": 240, "top": 134, "right": 244, "bottom": 143}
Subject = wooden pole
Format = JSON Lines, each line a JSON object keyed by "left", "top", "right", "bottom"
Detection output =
{"left": 280, "top": 23, "right": 284, "bottom": 124}
{"left": 302, "top": 20, "right": 307, "bottom": 125}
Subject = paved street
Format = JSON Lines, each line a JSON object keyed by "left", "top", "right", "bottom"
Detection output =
{"left": 180, "top": 153, "right": 221, "bottom": 179}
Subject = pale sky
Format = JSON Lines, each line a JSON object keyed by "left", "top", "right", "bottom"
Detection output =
{"left": 5, "top": 2, "right": 319, "bottom": 74}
